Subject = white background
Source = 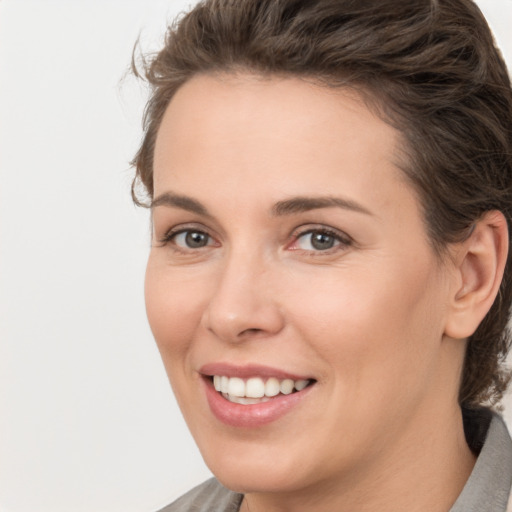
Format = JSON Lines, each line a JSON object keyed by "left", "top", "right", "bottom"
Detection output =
{"left": 0, "top": 1, "right": 511, "bottom": 511}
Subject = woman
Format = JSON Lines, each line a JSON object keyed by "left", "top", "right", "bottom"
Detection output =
{"left": 132, "top": 0, "right": 512, "bottom": 510}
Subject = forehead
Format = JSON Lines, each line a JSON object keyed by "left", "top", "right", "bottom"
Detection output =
{"left": 153, "top": 73, "right": 414, "bottom": 218}
{"left": 155, "top": 73, "right": 399, "bottom": 161}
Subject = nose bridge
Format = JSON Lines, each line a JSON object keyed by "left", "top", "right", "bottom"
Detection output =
{"left": 202, "top": 245, "right": 284, "bottom": 342}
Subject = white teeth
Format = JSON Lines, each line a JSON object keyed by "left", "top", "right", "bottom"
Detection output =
{"left": 212, "top": 375, "right": 311, "bottom": 400}
{"left": 246, "top": 377, "right": 265, "bottom": 398}
{"left": 295, "top": 379, "right": 309, "bottom": 391}
{"left": 220, "top": 376, "right": 229, "bottom": 394}
{"left": 225, "top": 394, "right": 271, "bottom": 405}
{"left": 265, "top": 377, "right": 281, "bottom": 397}
{"left": 227, "top": 377, "right": 246, "bottom": 397}
{"left": 280, "top": 379, "right": 295, "bottom": 395}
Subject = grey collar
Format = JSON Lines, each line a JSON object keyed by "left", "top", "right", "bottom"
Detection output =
{"left": 450, "top": 413, "right": 512, "bottom": 512}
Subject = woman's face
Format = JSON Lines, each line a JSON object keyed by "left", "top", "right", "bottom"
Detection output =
{"left": 146, "top": 74, "right": 462, "bottom": 494}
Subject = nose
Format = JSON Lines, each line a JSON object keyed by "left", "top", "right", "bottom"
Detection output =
{"left": 201, "top": 252, "right": 285, "bottom": 343}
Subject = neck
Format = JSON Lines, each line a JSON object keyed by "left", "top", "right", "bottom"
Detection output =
{"left": 241, "top": 405, "right": 476, "bottom": 512}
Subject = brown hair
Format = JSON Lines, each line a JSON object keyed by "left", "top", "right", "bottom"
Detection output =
{"left": 132, "top": 0, "right": 512, "bottom": 407}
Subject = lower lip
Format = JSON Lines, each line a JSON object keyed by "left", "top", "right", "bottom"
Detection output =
{"left": 202, "top": 377, "right": 314, "bottom": 428}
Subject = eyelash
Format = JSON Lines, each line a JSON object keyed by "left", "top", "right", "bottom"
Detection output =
{"left": 158, "top": 225, "right": 353, "bottom": 255}
{"left": 158, "top": 226, "right": 216, "bottom": 251}
{"left": 288, "top": 226, "right": 353, "bottom": 254}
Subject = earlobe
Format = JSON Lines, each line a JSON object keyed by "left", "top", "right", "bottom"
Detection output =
{"left": 444, "top": 211, "right": 509, "bottom": 340}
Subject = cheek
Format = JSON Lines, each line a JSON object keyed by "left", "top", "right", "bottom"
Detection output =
{"left": 286, "top": 257, "right": 446, "bottom": 393}
{"left": 144, "top": 258, "right": 205, "bottom": 360}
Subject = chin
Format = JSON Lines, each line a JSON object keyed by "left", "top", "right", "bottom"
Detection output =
{"left": 197, "top": 435, "right": 327, "bottom": 495}
{"left": 211, "top": 463, "right": 307, "bottom": 495}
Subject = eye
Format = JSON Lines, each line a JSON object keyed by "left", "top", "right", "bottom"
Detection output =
{"left": 289, "top": 227, "right": 352, "bottom": 253}
{"left": 298, "top": 231, "right": 338, "bottom": 251}
{"left": 162, "top": 229, "right": 215, "bottom": 249}
{"left": 174, "top": 230, "right": 212, "bottom": 248}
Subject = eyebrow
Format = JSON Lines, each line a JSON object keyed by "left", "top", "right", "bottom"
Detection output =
{"left": 151, "top": 192, "right": 212, "bottom": 217}
{"left": 151, "top": 192, "right": 373, "bottom": 218}
{"left": 271, "top": 196, "right": 373, "bottom": 216}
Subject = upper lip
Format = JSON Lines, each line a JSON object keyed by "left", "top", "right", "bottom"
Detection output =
{"left": 199, "top": 362, "right": 313, "bottom": 381}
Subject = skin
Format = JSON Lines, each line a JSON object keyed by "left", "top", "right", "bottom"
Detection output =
{"left": 145, "top": 74, "right": 478, "bottom": 512}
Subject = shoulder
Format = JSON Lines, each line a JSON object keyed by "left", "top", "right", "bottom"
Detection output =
{"left": 155, "top": 478, "right": 243, "bottom": 512}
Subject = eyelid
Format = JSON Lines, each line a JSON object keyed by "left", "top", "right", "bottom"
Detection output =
{"left": 155, "top": 222, "right": 353, "bottom": 254}
{"left": 287, "top": 224, "right": 353, "bottom": 252}
{"left": 157, "top": 223, "right": 219, "bottom": 248}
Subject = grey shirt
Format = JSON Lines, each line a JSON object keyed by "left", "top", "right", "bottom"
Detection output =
{"left": 158, "top": 412, "right": 512, "bottom": 512}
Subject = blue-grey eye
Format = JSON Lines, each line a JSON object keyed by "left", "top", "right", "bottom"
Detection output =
{"left": 297, "top": 230, "right": 340, "bottom": 251}
{"left": 174, "top": 230, "right": 211, "bottom": 248}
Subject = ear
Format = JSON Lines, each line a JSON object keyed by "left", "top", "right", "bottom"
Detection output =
{"left": 444, "top": 211, "right": 509, "bottom": 340}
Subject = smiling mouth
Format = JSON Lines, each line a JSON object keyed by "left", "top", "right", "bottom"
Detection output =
{"left": 209, "top": 375, "right": 315, "bottom": 405}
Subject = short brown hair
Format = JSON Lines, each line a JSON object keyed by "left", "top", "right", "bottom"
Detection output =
{"left": 132, "top": 0, "right": 512, "bottom": 407}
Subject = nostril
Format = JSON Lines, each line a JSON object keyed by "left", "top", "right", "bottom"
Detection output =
{"left": 239, "top": 328, "right": 264, "bottom": 336}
